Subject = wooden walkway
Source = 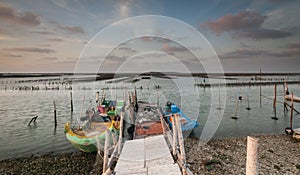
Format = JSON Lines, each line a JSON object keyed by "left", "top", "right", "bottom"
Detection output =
{"left": 114, "top": 135, "right": 181, "bottom": 175}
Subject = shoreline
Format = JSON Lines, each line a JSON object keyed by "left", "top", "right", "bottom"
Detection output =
{"left": 1, "top": 134, "right": 299, "bottom": 174}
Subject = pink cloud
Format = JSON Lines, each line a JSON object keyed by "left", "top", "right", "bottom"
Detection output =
{"left": 201, "top": 11, "right": 266, "bottom": 35}
{"left": 201, "top": 10, "right": 293, "bottom": 40}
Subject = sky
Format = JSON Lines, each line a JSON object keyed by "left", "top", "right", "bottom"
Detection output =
{"left": 0, "top": 0, "right": 300, "bottom": 73}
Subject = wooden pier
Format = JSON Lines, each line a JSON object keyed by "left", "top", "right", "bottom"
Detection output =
{"left": 114, "top": 135, "right": 181, "bottom": 175}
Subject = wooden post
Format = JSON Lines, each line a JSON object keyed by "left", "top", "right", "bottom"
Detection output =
{"left": 246, "top": 136, "right": 259, "bottom": 175}
{"left": 160, "top": 116, "right": 166, "bottom": 135}
{"left": 53, "top": 101, "right": 57, "bottom": 127}
{"left": 96, "top": 91, "right": 99, "bottom": 103}
{"left": 70, "top": 92, "right": 73, "bottom": 112}
{"left": 217, "top": 83, "right": 221, "bottom": 110}
{"left": 118, "top": 113, "right": 124, "bottom": 155}
{"left": 273, "top": 84, "right": 277, "bottom": 108}
{"left": 246, "top": 87, "right": 251, "bottom": 110}
{"left": 175, "top": 114, "right": 187, "bottom": 175}
{"left": 290, "top": 92, "right": 294, "bottom": 129}
{"left": 272, "top": 84, "right": 278, "bottom": 120}
{"left": 172, "top": 116, "right": 177, "bottom": 156}
{"left": 232, "top": 89, "right": 239, "bottom": 119}
{"left": 103, "top": 130, "right": 110, "bottom": 174}
{"left": 259, "top": 69, "right": 262, "bottom": 104}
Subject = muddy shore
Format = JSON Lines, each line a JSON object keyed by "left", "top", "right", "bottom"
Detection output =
{"left": 1, "top": 134, "right": 299, "bottom": 175}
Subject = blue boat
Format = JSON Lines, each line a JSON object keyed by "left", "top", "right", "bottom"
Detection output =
{"left": 162, "top": 101, "right": 198, "bottom": 138}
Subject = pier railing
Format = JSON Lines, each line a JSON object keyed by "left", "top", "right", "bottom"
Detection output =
{"left": 160, "top": 113, "right": 193, "bottom": 175}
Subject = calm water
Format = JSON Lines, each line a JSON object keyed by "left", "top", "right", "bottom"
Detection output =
{"left": 0, "top": 75, "right": 300, "bottom": 160}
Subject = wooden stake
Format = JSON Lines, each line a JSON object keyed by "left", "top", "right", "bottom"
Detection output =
{"left": 290, "top": 92, "right": 294, "bottom": 129}
{"left": 118, "top": 113, "right": 124, "bottom": 155}
{"left": 53, "top": 101, "right": 57, "bottom": 127}
{"left": 246, "top": 88, "right": 251, "bottom": 110}
{"left": 273, "top": 84, "right": 277, "bottom": 108}
{"left": 172, "top": 116, "right": 177, "bottom": 156}
{"left": 217, "top": 83, "right": 221, "bottom": 110}
{"left": 232, "top": 89, "right": 240, "bottom": 120}
{"left": 259, "top": 69, "right": 262, "bottom": 104}
{"left": 103, "top": 130, "right": 110, "bottom": 174}
{"left": 70, "top": 92, "right": 73, "bottom": 112}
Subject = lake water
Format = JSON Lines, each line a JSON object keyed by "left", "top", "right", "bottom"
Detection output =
{"left": 0, "top": 75, "right": 300, "bottom": 160}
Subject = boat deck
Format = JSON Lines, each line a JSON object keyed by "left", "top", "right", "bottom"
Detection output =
{"left": 114, "top": 135, "right": 181, "bottom": 175}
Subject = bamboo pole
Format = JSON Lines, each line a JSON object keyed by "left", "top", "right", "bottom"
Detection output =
{"left": 117, "top": 113, "right": 124, "bottom": 155}
{"left": 172, "top": 116, "right": 177, "bottom": 156}
{"left": 273, "top": 84, "right": 277, "bottom": 108}
{"left": 53, "top": 101, "right": 57, "bottom": 127}
{"left": 290, "top": 92, "right": 294, "bottom": 129}
{"left": 246, "top": 87, "right": 251, "bottom": 110}
{"left": 70, "top": 92, "right": 73, "bottom": 112}
{"left": 103, "top": 130, "right": 110, "bottom": 174}
{"left": 104, "top": 142, "right": 120, "bottom": 175}
{"left": 232, "top": 89, "right": 240, "bottom": 119}
{"left": 160, "top": 116, "right": 166, "bottom": 135}
{"left": 175, "top": 114, "right": 187, "bottom": 175}
{"left": 259, "top": 69, "right": 262, "bottom": 104}
{"left": 217, "top": 82, "right": 221, "bottom": 110}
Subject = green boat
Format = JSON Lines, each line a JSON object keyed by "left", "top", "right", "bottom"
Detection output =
{"left": 64, "top": 120, "right": 119, "bottom": 152}
{"left": 64, "top": 98, "right": 124, "bottom": 152}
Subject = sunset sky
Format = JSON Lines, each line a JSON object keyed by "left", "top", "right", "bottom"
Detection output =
{"left": 0, "top": 0, "right": 299, "bottom": 73}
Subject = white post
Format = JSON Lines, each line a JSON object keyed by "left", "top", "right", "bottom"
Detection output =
{"left": 246, "top": 136, "right": 259, "bottom": 175}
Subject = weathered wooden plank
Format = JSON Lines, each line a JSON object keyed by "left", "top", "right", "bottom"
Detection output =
{"left": 148, "top": 164, "right": 181, "bottom": 175}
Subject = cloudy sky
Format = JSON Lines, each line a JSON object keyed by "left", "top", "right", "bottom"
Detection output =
{"left": 0, "top": 0, "right": 299, "bottom": 73}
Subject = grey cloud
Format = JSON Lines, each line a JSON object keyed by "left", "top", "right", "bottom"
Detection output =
{"left": 0, "top": 3, "right": 40, "bottom": 26}
{"left": 4, "top": 47, "right": 55, "bottom": 53}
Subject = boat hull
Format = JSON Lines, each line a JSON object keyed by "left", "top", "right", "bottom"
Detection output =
{"left": 64, "top": 121, "right": 119, "bottom": 153}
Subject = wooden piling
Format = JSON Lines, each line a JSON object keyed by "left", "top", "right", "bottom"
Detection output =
{"left": 217, "top": 83, "right": 222, "bottom": 110}
{"left": 103, "top": 130, "right": 110, "bottom": 174}
{"left": 118, "top": 113, "right": 124, "bottom": 155}
{"left": 259, "top": 69, "right": 262, "bottom": 104}
{"left": 290, "top": 92, "right": 294, "bottom": 128}
{"left": 53, "top": 101, "right": 57, "bottom": 127}
{"left": 70, "top": 92, "right": 73, "bottom": 112}
{"left": 172, "top": 116, "right": 177, "bottom": 156}
{"left": 246, "top": 88, "right": 251, "bottom": 110}
{"left": 273, "top": 84, "right": 277, "bottom": 108}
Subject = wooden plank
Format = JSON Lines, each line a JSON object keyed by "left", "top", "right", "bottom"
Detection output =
{"left": 115, "top": 135, "right": 182, "bottom": 174}
{"left": 145, "top": 135, "right": 174, "bottom": 167}
{"left": 114, "top": 139, "right": 145, "bottom": 172}
{"left": 148, "top": 164, "right": 181, "bottom": 175}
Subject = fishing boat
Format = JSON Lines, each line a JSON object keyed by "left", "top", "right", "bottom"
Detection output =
{"left": 133, "top": 101, "right": 164, "bottom": 139}
{"left": 162, "top": 101, "right": 198, "bottom": 138}
{"left": 284, "top": 82, "right": 300, "bottom": 102}
{"left": 64, "top": 96, "right": 125, "bottom": 153}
